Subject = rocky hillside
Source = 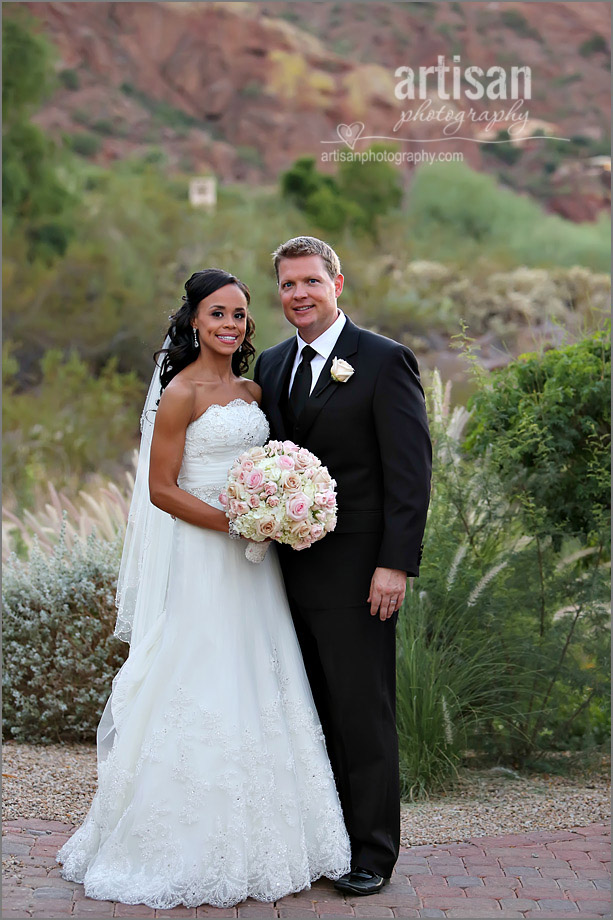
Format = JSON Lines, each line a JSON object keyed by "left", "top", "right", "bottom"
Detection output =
{"left": 21, "top": 1, "right": 613, "bottom": 219}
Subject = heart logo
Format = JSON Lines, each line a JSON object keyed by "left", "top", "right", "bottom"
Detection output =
{"left": 337, "top": 122, "right": 365, "bottom": 150}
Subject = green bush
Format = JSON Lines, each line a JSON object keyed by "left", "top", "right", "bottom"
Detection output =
{"left": 236, "top": 145, "right": 263, "bottom": 168}
{"left": 2, "top": 533, "right": 127, "bottom": 742}
{"left": 239, "top": 81, "right": 263, "bottom": 98}
{"left": 406, "top": 162, "right": 611, "bottom": 271}
{"left": 397, "top": 593, "right": 519, "bottom": 798}
{"left": 58, "top": 68, "right": 80, "bottom": 90}
{"left": 2, "top": 10, "right": 76, "bottom": 261}
{"left": 3, "top": 347, "right": 143, "bottom": 505}
{"left": 281, "top": 149, "right": 402, "bottom": 238}
{"left": 119, "top": 82, "right": 200, "bottom": 131}
{"left": 396, "top": 371, "right": 610, "bottom": 792}
{"left": 65, "top": 131, "right": 101, "bottom": 157}
{"left": 91, "top": 118, "right": 114, "bottom": 136}
{"left": 464, "top": 328, "right": 611, "bottom": 548}
{"left": 500, "top": 9, "right": 541, "bottom": 41}
{"left": 483, "top": 129, "right": 523, "bottom": 166}
{"left": 579, "top": 34, "right": 609, "bottom": 57}
{"left": 2, "top": 11, "right": 54, "bottom": 119}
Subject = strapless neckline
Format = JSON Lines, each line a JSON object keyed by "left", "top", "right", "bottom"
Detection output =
{"left": 188, "top": 398, "right": 259, "bottom": 429}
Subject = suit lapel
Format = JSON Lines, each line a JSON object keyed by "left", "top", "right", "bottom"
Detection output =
{"left": 266, "top": 337, "right": 297, "bottom": 441}
{"left": 299, "top": 317, "right": 361, "bottom": 440}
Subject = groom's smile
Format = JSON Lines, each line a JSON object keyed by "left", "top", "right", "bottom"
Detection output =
{"left": 277, "top": 254, "right": 344, "bottom": 344}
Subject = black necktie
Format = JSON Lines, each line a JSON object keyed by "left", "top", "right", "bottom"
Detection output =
{"left": 289, "top": 345, "right": 317, "bottom": 418}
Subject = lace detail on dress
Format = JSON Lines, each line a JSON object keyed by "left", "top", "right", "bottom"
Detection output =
{"left": 178, "top": 484, "right": 226, "bottom": 507}
{"left": 57, "top": 650, "right": 351, "bottom": 909}
{"left": 182, "top": 399, "right": 269, "bottom": 461}
{"left": 57, "top": 393, "right": 351, "bottom": 909}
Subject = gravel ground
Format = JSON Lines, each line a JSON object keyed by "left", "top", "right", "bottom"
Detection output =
{"left": 2, "top": 742, "right": 610, "bottom": 848}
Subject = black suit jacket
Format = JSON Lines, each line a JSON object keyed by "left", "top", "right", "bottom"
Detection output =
{"left": 254, "top": 316, "right": 432, "bottom": 609}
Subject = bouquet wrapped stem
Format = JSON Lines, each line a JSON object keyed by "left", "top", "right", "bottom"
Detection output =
{"left": 245, "top": 541, "right": 271, "bottom": 564}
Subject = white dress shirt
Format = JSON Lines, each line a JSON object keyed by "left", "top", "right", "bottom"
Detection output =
{"left": 288, "top": 310, "right": 347, "bottom": 396}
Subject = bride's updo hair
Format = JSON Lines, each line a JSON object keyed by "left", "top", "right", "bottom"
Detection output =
{"left": 157, "top": 268, "right": 255, "bottom": 391}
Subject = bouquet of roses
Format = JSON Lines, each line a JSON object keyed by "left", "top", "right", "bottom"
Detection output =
{"left": 219, "top": 440, "right": 337, "bottom": 563}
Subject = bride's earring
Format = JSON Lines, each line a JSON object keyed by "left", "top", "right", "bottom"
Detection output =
{"left": 193, "top": 328, "right": 199, "bottom": 348}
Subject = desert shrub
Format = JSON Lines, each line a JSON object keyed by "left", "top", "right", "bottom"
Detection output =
{"left": 464, "top": 328, "right": 611, "bottom": 549}
{"left": 239, "top": 81, "right": 264, "bottom": 98}
{"left": 91, "top": 118, "right": 114, "bottom": 136}
{"left": 3, "top": 346, "right": 143, "bottom": 505}
{"left": 345, "top": 256, "right": 610, "bottom": 344}
{"left": 236, "top": 145, "right": 263, "bottom": 168}
{"left": 500, "top": 8, "right": 541, "bottom": 41}
{"left": 64, "top": 131, "right": 101, "bottom": 157}
{"left": 579, "top": 34, "right": 609, "bottom": 57}
{"left": 2, "top": 531, "right": 127, "bottom": 742}
{"left": 406, "top": 162, "right": 611, "bottom": 271}
{"left": 483, "top": 129, "right": 523, "bottom": 165}
{"left": 58, "top": 68, "right": 80, "bottom": 90}
{"left": 119, "top": 82, "right": 201, "bottom": 131}
{"left": 396, "top": 370, "right": 610, "bottom": 794}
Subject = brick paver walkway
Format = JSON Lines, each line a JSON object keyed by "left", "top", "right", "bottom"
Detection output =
{"left": 2, "top": 820, "right": 610, "bottom": 919}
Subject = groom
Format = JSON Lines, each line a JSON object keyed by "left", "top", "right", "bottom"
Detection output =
{"left": 254, "top": 236, "right": 431, "bottom": 895}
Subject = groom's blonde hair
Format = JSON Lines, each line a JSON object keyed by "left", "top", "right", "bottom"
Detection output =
{"left": 272, "top": 236, "right": 341, "bottom": 282}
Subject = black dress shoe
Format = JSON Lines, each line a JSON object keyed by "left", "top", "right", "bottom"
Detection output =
{"left": 334, "top": 866, "right": 389, "bottom": 896}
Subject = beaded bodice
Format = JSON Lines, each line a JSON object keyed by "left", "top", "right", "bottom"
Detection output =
{"left": 177, "top": 399, "right": 269, "bottom": 508}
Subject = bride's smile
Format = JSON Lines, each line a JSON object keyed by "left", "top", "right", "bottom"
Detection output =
{"left": 191, "top": 285, "right": 248, "bottom": 357}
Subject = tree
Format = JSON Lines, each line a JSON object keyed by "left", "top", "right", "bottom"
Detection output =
{"left": 2, "top": 10, "right": 75, "bottom": 259}
{"left": 280, "top": 149, "right": 403, "bottom": 238}
{"left": 463, "top": 328, "right": 611, "bottom": 551}
{"left": 337, "top": 143, "right": 403, "bottom": 232}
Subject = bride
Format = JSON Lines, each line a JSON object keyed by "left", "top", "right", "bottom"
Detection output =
{"left": 57, "top": 268, "right": 351, "bottom": 909}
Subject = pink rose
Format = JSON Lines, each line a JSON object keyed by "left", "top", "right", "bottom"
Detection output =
{"left": 227, "top": 482, "right": 241, "bottom": 500}
{"left": 267, "top": 440, "right": 284, "bottom": 453}
{"left": 219, "top": 491, "right": 228, "bottom": 508}
{"left": 249, "top": 446, "right": 267, "bottom": 461}
{"left": 324, "top": 515, "right": 337, "bottom": 532}
{"left": 266, "top": 495, "right": 280, "bottom": 508}
{"left": 240, "top": 458, "right": 255, "bottom": 472}
{"left": 312, "top": 467, "right": 331, "bottom": 486}
{"left": 236, "top": 470, "right": 246, "bottom": 484}
{"left": 323, "top": 491, "right": 336, "bottom": 509}
{"left": 245, "top": 468, "right": 265, "bottom": 491}
{"left": 286, "top": 493, "right": 310, "bottom": 522}
{"left": 293, "top": 540, "right": 312, "bottom": 551}
{"left": 282, "top": 440, "right": 299, "bottom": 452}
{"left": 282, "top": 471, "right": 302, "bottom": 493}
{"left": 277, "top": 455, "right": 295, "bottom": 470}
{"left": 228, "top": 499, "right": 241, "bottom": 516}
{"left": 249, "top": 494, "right": 260, "bottom": 508}
{"left": 289, "top": 520, "right": 312, "bottom": 541}
{"left": 235, "top": 501, "right": 250, "bottom": 516}
{"left": 310, "top": 523, "right": 324, "bottom": 540}
{"left": 264, "top": 481, "right": 277, "bottom": 496}
{"left": 314, "top": 492, "right": 327, "bottom": 507}
{"left": 293, "top": 448, "right": 313, "bottom": 470}
{"left": 256, "top": 515, "right": 279, "bottom": 538}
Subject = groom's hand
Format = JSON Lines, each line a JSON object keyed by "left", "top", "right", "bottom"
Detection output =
{"left": 368, "top": 567, "right": 407, "bottom": 621}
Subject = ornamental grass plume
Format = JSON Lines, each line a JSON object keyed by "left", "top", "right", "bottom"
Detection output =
{"left": 2, "top": 456, "right": 135, "bottom": 561}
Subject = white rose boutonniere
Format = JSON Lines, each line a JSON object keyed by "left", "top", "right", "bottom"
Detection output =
{"left": 330, "top": 357, "right": 355, "bottom": 384}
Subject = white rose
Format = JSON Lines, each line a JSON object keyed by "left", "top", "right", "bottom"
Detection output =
{"left": 330, "top": 358, "right": 355, "bottom": 383}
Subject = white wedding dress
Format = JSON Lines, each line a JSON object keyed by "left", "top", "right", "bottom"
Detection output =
{"left": 57, "top": 398, "right": 351, "bottom": 909}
